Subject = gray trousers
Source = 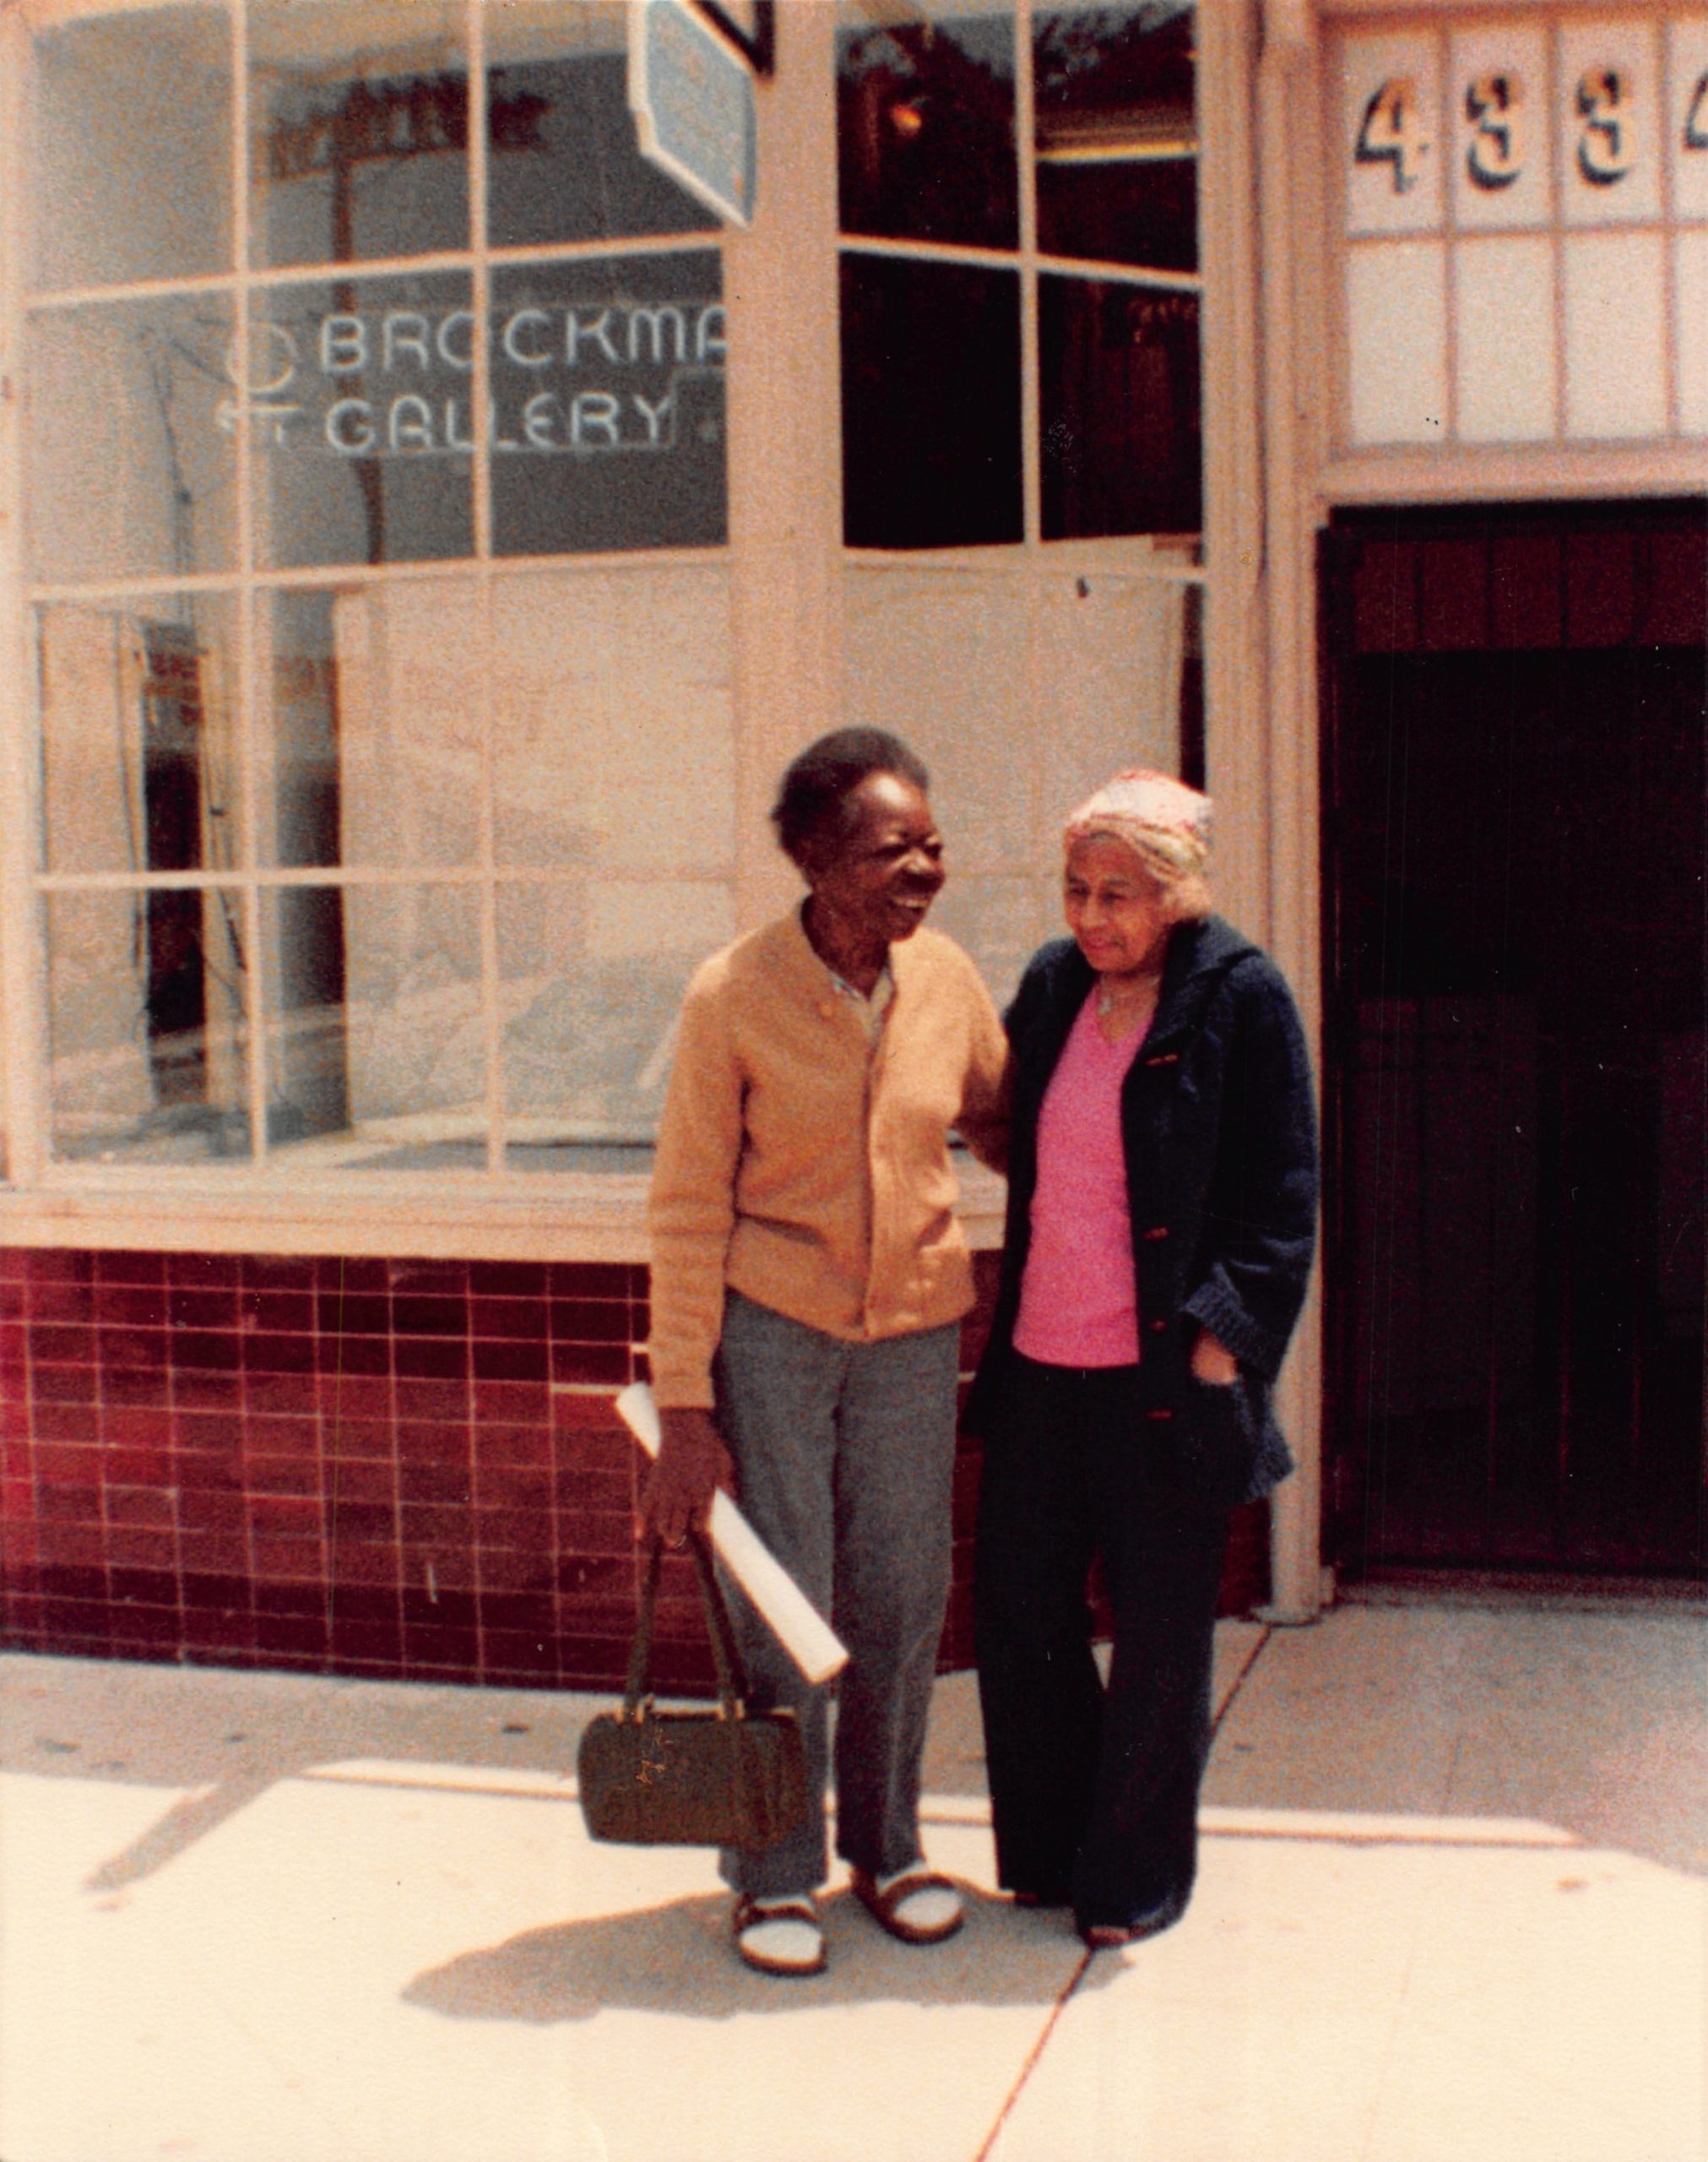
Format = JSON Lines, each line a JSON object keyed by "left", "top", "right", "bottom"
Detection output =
{"left": 711, "top": 1290, "right": 961, "bottom": 1900}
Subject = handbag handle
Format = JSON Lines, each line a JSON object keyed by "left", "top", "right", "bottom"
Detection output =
{"left": 621, "top": 1529, "right": 751, "bottom": 1721}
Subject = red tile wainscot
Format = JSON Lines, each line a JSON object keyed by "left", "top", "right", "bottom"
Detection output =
{"left": 0, "top": 1247, "right": 1267, "bottom": 1690}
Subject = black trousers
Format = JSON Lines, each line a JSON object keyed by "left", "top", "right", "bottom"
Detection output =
{"left": 973, "top": 1355, "right": 1231, "bottom": 1935}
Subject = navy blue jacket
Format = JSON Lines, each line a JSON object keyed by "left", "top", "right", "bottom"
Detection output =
{"left": 963, "top": 916, "right": 1318, "bottom": 1506}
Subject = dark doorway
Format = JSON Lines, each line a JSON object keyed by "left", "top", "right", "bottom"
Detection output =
{"left": 1321, "top": 502, "right": 1706, "bottom": 1579}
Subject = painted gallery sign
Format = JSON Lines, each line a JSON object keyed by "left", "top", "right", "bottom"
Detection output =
{"left": 220, "top": 297, "right": 727, "bottom": 459}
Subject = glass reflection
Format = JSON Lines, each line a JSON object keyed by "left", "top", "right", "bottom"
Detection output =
{"left": 249, "top": 0, "right": 468, "bottom": 269}
{"left": 490, "top": 568, "right": 734, "bottom": 869}
{"left": 498, "top": 879, "right": 733, "bottom": 1145}
{"left": 39, "top": 599, "right": 241, "bottom": 881}
{"left": 486, "top": 3, "right": 717, "bottom": 247}
{"left": 257, "top": 584, "right": 481, "bottom": 871}
{"left": 841, "top": 255, "right": 1022, "bottom": 548}
{"left": 28, "top": 295, "right": 236, "bottom": 585}
{"left": 251, "top": 272, "right": 474, "bottom": 568}
{"left": 263, "top": 883, "right": 484, "bottom": 1160}
{"left": 1035, "top": 2, "right": 1196, "bottom": 272}
{"left": 48, "top": 888, "right": 251, "bottom": 1165}
{"left": 838, "top": 2, "right": 1017, "bottom": 250}
{"left": 32, "top": 3, "right": 233, "bottom": 292}
{"left": 1039, "top": 275, "right": 1200, "bottom": 536}
{"left": 491, "top": 253, "right": 726, "bottom": 557}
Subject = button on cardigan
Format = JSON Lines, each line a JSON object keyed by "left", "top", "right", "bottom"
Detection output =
{"left": 648, "top": 910, "right": 1010, "bottom": 1411}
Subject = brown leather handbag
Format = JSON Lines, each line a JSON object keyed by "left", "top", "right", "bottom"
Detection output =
{"left": 577, "top": 1529, "right": 810, "bottom": 1850}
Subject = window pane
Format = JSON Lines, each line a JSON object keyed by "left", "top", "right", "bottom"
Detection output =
{"left": 257, "top": 583, "right": 481, "bottom": 872}
{"left": 27, "top": 295, "right": 236, "bottom": 584}
{"left": 1035, "top": 3, "right": 1196, "bottom": 272}
{"left": 491, "top": 568, "right": 734, "bottom": 869}
{"left": 251, "top": 273, "right": 474, "bottom": 568}
{"left": 249, "top": 0, "right": 468, "bottom": 269}
{"left": 841, "top": 256, "right": 1022, "bottom": 548}
{"left": 1033, "top": 566, "right": 1192, "bottom": 805}
{"left": 498, "top": 879, "right": 734, "bottom": 1149}
{"left": 48, "top": 888, "right": 250, "bottom": 1165}
{"left": 846, "top": 560, "right": 1193, "bottom": 997}
{"left": 838, "top": 2, "right": 1017, "bottom": 251}
{"left": 263, "top": 883, "right": 484, "bottom": 1162}
{"left": 1039, "top": 275, "right": 1200, "bottom": 537}
{"left": 485, "top": 4, "right": 718, "bottom": 247}
{"left": 39, "top": 600, "right": 241, "bottom": 883}
{"left": 32, "top": 3, "right": 233, "bottom": 291}
{"left": 490, "top": 254, "right": 726, "bottom": 557}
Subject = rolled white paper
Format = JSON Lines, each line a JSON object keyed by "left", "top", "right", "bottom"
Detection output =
{"left": 614, "top": 1381, "right": 849, "bottom": 1686}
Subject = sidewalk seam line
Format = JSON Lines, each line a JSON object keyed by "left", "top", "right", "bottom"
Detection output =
{"left": 970, "top": 1948, "right": 1096, "bottom": 2162}
{"left": 964, "top": 1622, "right": 1277, "bottom": 2159}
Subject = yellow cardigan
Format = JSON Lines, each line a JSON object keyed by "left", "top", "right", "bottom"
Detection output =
{"left": 648, "top": 909, "right": 1010, "bottom": 1410}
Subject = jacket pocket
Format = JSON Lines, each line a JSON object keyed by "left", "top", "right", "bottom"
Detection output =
{"left": 1175, "top": 1374, "right": 1261, "bottom": 1512}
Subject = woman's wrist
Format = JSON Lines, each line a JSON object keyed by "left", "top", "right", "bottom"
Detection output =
{"left": 1190, "top": 1329, "right": 1239, "bottom": 1385}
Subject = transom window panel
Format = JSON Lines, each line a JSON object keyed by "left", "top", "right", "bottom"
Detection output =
{"left": 20, "top": 1, "right": 732, "bottom": 1177}
{"left": 1331, "top": 11, "right": 1708, "bottom": 450}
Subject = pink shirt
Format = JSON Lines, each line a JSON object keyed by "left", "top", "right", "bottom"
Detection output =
{"left": 1012, "top": 991, "right": 1145, "bottom": 1367}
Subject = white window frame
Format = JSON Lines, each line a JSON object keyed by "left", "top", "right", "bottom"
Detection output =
{"left": 0, "top": 0, "right": 1263, "bottom": 1273}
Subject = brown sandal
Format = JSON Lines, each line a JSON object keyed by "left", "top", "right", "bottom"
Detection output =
{"left": 850, "top": 1866, "right": 964, "bottom": 1946}
{"left": 732, "top": 1894, "right": 827, "bottom": 1977}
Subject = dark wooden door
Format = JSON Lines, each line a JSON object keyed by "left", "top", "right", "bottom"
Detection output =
{"left": 1321, "top": 503, "right": 1706, "bottom": 1578}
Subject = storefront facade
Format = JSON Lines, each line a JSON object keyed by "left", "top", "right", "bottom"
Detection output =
{"left": 0, "top": 0, "right": 1700, "bottom": 1687}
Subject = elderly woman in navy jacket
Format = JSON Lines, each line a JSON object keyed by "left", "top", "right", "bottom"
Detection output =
{"left": 965, "top": 769, "right": 1316, "bottom": 1950}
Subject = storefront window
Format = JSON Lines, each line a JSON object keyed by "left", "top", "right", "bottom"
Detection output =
{"left": 838, "top": 0, "right": 1201, "bottom": 553}
{"left": 838, "top": 1, "right": 1203, "bottom": 998}
{"left": 19, "top": 1, "right": 731, "bottom": 1177}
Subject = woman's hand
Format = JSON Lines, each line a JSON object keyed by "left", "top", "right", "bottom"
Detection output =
{"left": 639, "top": 1407, "right": 735, "bottom": 1548}
{"left": 1190, "top": 1329, "right": 1239, "bottom": 1387}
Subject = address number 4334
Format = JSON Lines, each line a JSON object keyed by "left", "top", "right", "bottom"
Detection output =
{"left": 1357, "top": 65, "right": 1708, "bottom": 192}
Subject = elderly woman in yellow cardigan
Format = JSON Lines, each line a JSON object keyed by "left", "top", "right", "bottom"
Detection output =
{"left": 642, "top": 728, "right": 1009, "bottom": 1979}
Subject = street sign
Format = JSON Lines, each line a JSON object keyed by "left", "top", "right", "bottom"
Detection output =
{"left": 629, "top": 0, "right": 757, "bottom": 229}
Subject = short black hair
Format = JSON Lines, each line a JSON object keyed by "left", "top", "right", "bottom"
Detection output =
{"left": 770, "top": 728, "right": 930, "bottom": 863}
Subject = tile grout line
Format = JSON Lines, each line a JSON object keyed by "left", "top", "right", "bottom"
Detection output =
{"left": 966, "top": 1619, "right": 1278, "bottom": 2162}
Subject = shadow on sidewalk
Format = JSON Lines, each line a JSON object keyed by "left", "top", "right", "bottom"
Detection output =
{"left": 406, "top": 1886, "right": 1122, "bottom": 2022}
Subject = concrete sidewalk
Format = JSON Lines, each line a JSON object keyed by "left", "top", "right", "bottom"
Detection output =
{"left": 1, "top": 1599, "right": 1702, "bottom": 2162}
